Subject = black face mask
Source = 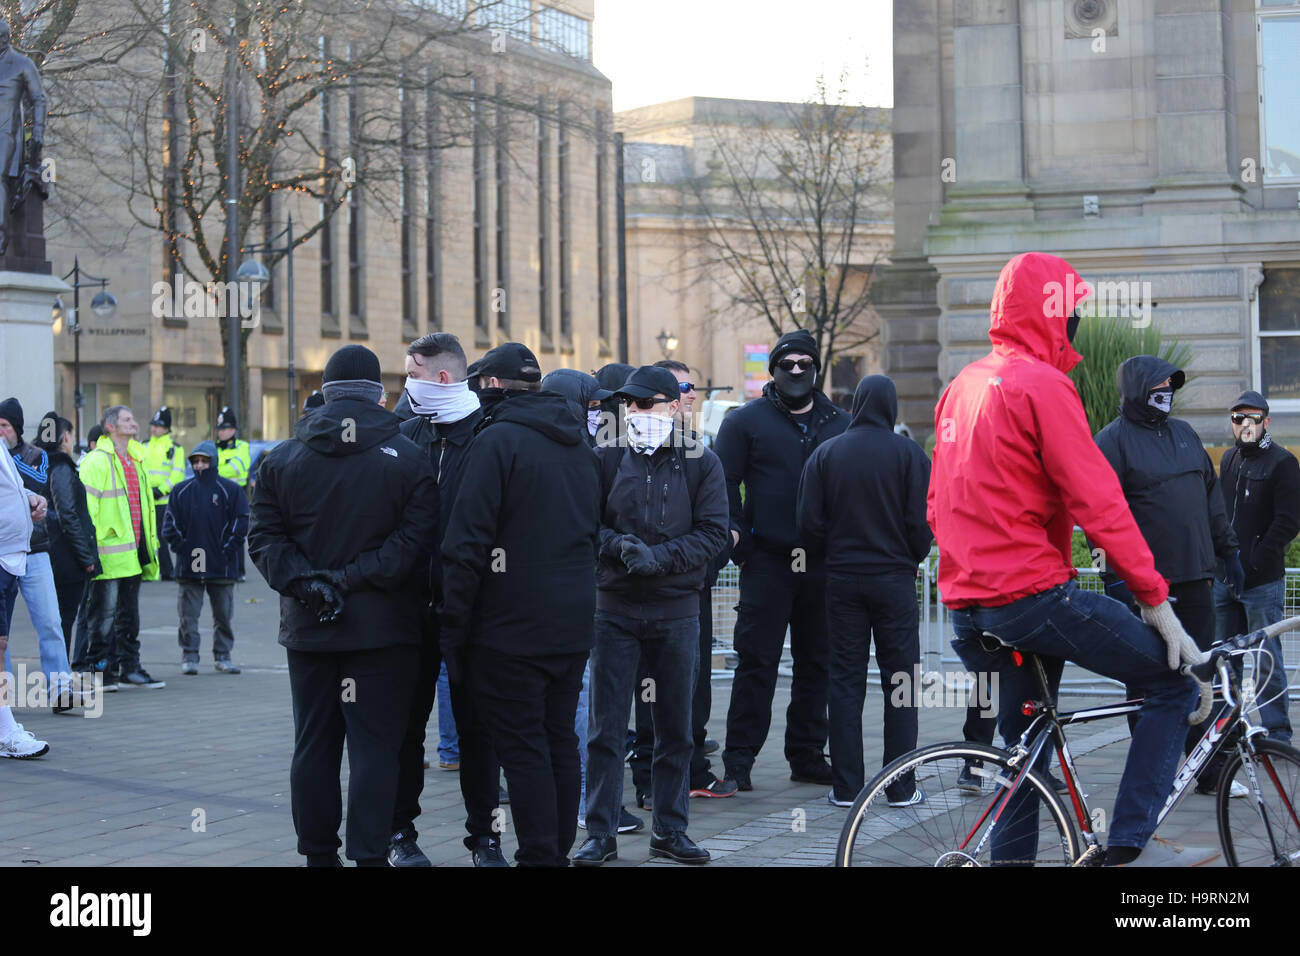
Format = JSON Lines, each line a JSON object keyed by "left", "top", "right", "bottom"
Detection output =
{"left": 772, "top": 367, "right": 816, "bottom": 408}
{"left": 1066, "top": 310, "right": 1081, "bottom": 343}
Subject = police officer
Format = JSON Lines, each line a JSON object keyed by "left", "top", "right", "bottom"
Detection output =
{"left": 143, "top": 406, "right": 185, "bottom": 580}
{"left": 214, "top": 406, "right": 250, "bottom": 579}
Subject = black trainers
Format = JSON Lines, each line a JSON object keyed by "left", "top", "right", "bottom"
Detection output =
{"left": 118, "top": 669, "right": 166, "bottom": 689}
{"left": 702, "top": 737, "right": 720, "bottom": 755}
{"left": 471, "top": 837, "right": 509, "bottom": 867}
{"left": 957, "top": 761, "right": 982, "bottom": 793}
{"left": 690, "top": 775, "right": 739, "bottom": 798}
{"left": 728, "top": 768, "right": 753, "bottom": 792}
{"left": 387, "top": 833, "right": 431, "bottom": 867}
{"left": 790, "top": 761, "right": 833, "bottom": 786}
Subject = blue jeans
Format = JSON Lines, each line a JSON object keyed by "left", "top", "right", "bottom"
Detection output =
{"left": 2, "top": 551, "right": 73, "bottom": 694}
{"left": 952, "top": 580, "right": 1197, "bottom": 856}
{"left": 436, "top": 660, "right": 459, "bottom": 763}
{"left": 576, "top": 657, "right": 591, "bottom": 818}
{"left": 586, "top": 610, "right": 698, "bottom": 839}
{"left": 1214, "top": 578, "right": 1292, "bottom": 744}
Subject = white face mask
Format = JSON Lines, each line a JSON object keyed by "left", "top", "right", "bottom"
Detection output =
{"left": 625, "top": 412, "right": 675, "bottom": 454}
{"left": 586, "top": 407, "right": 601, "bottom": 437}
{"left": 404, "top": 377, "right": 480, "bottom": 423}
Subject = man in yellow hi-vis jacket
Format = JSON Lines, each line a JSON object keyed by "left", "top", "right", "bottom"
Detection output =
{"left": 72, "top": 405, "right": 165, "bottom": 689}
{"left": 144, "top": 406, "right": 185, "bottom": 580}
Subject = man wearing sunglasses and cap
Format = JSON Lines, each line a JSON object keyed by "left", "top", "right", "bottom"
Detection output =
{"left": 714, "top": 329, "right": 848, "bottom": 791}
{"left": 1215, "top": 390, "right": 1299, "bottom": 744}
{"left": 574, "top": 366, "right": 728, "bottom": 866}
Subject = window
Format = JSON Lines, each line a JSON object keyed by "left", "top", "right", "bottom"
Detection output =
{"left": 425, "top": 77, "right": 442, "bottom": 331}
{"left": 1259, "top": 2, "right": 1300, "bottom": 181}
{"left": 495, "top": 84, "right": 510, "bottom": 337}
{"left": 557, "top": 100, "right": 571, "bottom": 346}
{"left": 347, "top": 58, "right": 365, "bottom": 336}
{"left": 421, "top": 0, "right": 467, "bottom": 20}
{"left": 481, "top": 0, "right": 532, "bottom": 40}
{"left": 400, "top": 80, "right": 417, "bottom": 337}
{"left": 537, "top": 97, "right": 552, "bottom": 345}
{"left": 1258, "top": 268, "right": 1300, "bottom": 401}
{"left": 319, "top": 36, "right": 339, "bottom": 336}
{"left": 536, "top": 5, "right": 590, "bottom": 60}
{"left": 595, "top": 108, "right": 609, "bottom": 350}
{"left": 472, "top": 77, "right": 489, "bottom": 344}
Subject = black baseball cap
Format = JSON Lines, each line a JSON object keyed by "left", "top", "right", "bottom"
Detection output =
{"left": 614, "top": 366, "right": 682, "bottom": 402}
{"left": 467, "top": 342, "right": 541, "bottom": 384}
{"left": 1230, "top": 389, "right": 1269, "bottom": 417}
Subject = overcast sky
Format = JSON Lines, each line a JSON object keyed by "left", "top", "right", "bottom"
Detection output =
{"left": 592, "top": 0, "right": 893, "bottom": 113}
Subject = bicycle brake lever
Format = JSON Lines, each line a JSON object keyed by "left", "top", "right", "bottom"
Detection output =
{"left": 1180, "top": 665, "right": 1214, "bottom": 726}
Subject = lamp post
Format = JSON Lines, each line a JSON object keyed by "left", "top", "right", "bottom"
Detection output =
{"left": 238, "top": 213, "right": 295, "bottom": 435}
{"left": 655, "top": 328, "right": 678, "bottom": 358}
{"left": 53, "top": 258, "right": 117, "bottom": 452}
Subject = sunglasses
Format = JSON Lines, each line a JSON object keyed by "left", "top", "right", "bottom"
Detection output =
{"left": 679, "top": 382, "right": 695, "bottom": 394}
{"left": 1231, "top": 413, "right": 1264, "bottom": 425}
{"left": 776, "top": 358, "right": 814, "bottom": 372}
{"left": 628, "top": 396, "right": 674, "bottom": 411}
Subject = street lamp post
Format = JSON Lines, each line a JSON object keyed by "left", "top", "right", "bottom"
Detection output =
{"left": 53, "top": 258, "right": 117, "bottom": 452}
{"left": 656, "top": 328, "right": 678, "bottom": 358}
{"left": 238, "top": 213, "right": 295, "bottom": 435}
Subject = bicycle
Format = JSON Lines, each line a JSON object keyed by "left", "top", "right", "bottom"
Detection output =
{"left": 835, "top": 615, "right": 1300, "bottom": 866}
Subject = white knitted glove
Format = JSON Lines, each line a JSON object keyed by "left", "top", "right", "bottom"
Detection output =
{"left": 1186, "top": 670, "right": 1214, "bottom": 726}
{"left": 1139, "top": 599, "right": 1208, "bottom": 671}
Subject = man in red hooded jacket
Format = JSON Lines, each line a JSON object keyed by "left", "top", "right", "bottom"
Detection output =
{"left": 928, "top": 252, "right": 1203, "bottom": 866}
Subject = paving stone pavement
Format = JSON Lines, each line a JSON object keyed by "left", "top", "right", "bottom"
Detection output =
{"left": 2, "top": 568, "right": 1293, "bottom": 867}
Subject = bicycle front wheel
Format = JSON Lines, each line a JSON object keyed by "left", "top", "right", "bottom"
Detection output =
{"left": 1217, "top": 738, "right": 1300, "bottom": 867}
{"left": 835, "top": 742, "right": 1081, "bottom": 867}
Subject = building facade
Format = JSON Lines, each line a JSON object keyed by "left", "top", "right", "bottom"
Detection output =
{"left": 880, "top": 0, "right": 1300, "bottom": 443}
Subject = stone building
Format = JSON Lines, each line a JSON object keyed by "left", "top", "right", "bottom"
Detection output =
{"left": 880, "top": 0, "right": 1300, "bottom": 443}
{"left": 46, "top": 0, "right": 614, "bottom": 445}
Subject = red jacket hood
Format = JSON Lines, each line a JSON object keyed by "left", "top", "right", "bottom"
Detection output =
{"left": 988, "top": 252, "right": 1090, "bottom": 374}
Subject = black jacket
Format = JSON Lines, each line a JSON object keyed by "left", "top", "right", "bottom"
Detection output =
{"left": 595, "top": 426, "right": 729, "bottom": 619}
{"left": 399, "top": 407, "right": 485, "bottom": 605}
{"left": 797, "top": 375, "right": 932, "bottom": 575}
{"left": 163, "top": 468, "right": 249, "bottom": 581}
{"left": 439, "top": 391, "right": 601, "bottom": 657}
{"left": 9, "top": 440, "right": 50, "bottom": 554}
{"left": 44, "top": 449, "right": 98, "bottom": 579}
{"left": 1219, "top": 434, "right": 1300, "bottom": 588}
{"left": 1094, "top": 356, "right": 1236, "bottom": 586}
{"left": 249, "top": 398, "right": 438, "bottom": 652}
{"left": 713, "top": 383, "right": 849, "bottom": 564}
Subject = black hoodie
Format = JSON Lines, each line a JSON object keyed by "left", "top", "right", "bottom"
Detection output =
{"left": 249, "top": 398, "right": 439, "bottom": 651}
{"left": 797, "top": 375, "right": 932, "bottom": 575}
{"left": 439, "top": 391, "right": 602, "bottom": 658}
{"left": 1094, "top": 355, "right": 1236, "bottom": 586}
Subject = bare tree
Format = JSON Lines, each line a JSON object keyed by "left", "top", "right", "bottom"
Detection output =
{"left": 687, "top": 76, "right": 891, "bottom": 384}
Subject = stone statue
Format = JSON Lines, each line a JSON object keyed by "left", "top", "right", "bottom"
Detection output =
{"left": 0, "top": 19, "right": 47, "bottom": 256}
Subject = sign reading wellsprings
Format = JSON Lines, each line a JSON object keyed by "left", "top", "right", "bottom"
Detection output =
{"left": 150, "top": 274, "right": 261, "bottom": 329}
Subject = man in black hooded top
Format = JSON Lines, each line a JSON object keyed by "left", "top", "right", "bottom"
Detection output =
{"left": 797, "top": 374, "right": 932, "bottom": 806}
{"left": 714, "top": 329, "right": 848, "bottom": 789}
{"left": 249, "top": 344, "right": 438, "bottom": 866}
{"left": 1093, "top": 355, "right": 1242, "bottom": 794}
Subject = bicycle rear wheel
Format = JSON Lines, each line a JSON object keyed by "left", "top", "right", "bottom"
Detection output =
{"left": 1217, "top": 739, "right": 1300, "bottom": 867}
{"left": 835, "top": 742, "right": 1081, "bottom": 867}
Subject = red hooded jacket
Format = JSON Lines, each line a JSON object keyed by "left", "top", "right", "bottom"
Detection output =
{"left": 926, "top": 252, "right": 1168, "bottom": 609}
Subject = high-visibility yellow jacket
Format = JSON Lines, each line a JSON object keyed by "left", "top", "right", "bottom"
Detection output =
{"left": 217, "top": 439, "right": 251, "bottom": 488}
{"left": 79, "top": 435, "right": 159, "bottom": 581}
{"left": 143, "top": 433, "right": 185, "bottom": 506}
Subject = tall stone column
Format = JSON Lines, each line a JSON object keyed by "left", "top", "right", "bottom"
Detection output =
{"left": 0, "top": 270, "right": 70, "bottom": 419}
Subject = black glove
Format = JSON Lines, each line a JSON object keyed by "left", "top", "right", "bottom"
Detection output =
{"left": 153, "top": 487, "right": 165, "bottom": 501}
{"left": 601, "top": 533, "right": 630, "bottom": 562}
{"left": 1222, "top": 551, "right": 1246, "bottom": 598}
{"left": 440, "top": 627, "right": 468, "bottom": 683}
{"left": 621, "top": 537, "right": 661, "bottom": 576}
{"left": 311, "top": 568, "right": 349, "bottom": 594}
{"left": 293, "top": 578, "right": 344, "bottom": 624}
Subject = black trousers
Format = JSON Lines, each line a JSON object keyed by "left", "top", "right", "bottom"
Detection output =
{"left": 470, "top": 644, "right": 586, "bottom": 867}
{"left": 825, "top": 570, "right": 922, "bottom": 801}
{"left": 155, "top": 504, "right": 175, "bottom": 579}
{"left": 53, "top": 573, "right": 87, "bottom": 656}
{"left": 287, "top": 644, "right": 418, "bottom": 861}
{"left": 448, "top": 665, "right": 502, "bottom": 848}
{"left": 391, "top": 633, "right": 441, "bottom": 842}
{"left": 631, "top": 586, "right": 715, "bottom": 792}
{"left": 723, "top": 549, "right": 830, "bottom": 776}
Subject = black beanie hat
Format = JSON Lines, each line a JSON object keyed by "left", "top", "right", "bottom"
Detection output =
{"left": 150, "top": 406, "right": 172, "bottom": 429}
{"left": 0, "top": 396, "right": 24, "bottom": 439}
{"left": 769, "top": 329, "right": 821, "bottom": 373}
{"left": 323, "top": 344, "right": 383, "bottom": 386}
{"left": 216, "top": 405, "right": 238, "bottom": 430}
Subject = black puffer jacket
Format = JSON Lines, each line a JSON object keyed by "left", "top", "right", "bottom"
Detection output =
{"left": 439, "top": 391, "right": 601, "bottom": 657}
{"left": 797, "top": 375, "right": 932, "bottom": 575}
{"left": 1219, "top": 434, "right": 1300, "bottom": 589}
{"left": 595, "top": 426, "right": 729, "bottom": 619}
{"left": 1094, "top": 356, "right": 1236, "bottom": 585}
{"left": 713, "top": 383, "right": 848, "bottom": 564}
{"left": 44, "top": 449, "right": 98, "bottom": 578}
{"left": 249, "top": 398, "right": 438, "bottom": 652}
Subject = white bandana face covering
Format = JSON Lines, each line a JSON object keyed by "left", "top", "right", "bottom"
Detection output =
{"left": 404, "top": 377, "right": 481, "bottom": 423}
{"left": 625, "top": 412, "right": 675, "bottom": 454}
{"left": 586, "top": 407, "right": 602, "bottom": 437}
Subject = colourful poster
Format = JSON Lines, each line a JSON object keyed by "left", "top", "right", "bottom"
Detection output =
{"left": 743, "top": 343, "right": 770, "bottom": 399}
